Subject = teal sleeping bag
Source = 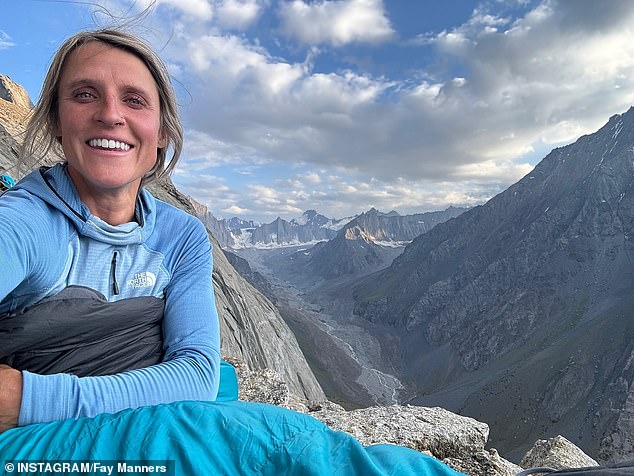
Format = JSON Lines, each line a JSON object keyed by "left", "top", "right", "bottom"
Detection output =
{"left": 0, "top": 282, "right": 462, "bottom": 475}
{"left": 0, "top": 400, "right": 464, "bottom": 476}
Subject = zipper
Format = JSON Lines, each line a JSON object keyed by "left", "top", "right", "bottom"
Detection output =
{"left": 111, "top": 251, "right": 120, "bottom": 296}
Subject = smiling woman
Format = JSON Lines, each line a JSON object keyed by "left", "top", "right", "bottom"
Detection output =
{"left": 55, "top": 42, "right": 165, "bottom": 224}
{"left": 0, "top": 28, "right": 220, "bottom": 432}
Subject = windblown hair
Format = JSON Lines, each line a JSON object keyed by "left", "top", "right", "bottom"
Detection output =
{"left": 20, "top": 28, "right": 183, "bottom": 185}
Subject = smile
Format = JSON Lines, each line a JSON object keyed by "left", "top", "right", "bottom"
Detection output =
{"left": 88, "top": 138, "right": 132, "bottom": 151}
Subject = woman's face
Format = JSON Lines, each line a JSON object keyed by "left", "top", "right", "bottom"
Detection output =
{"left": 55, "top": 41, "right": 164, "bottom": 203}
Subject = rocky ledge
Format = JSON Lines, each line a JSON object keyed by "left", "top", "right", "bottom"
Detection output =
{"left": 226, "top": 357, "right": 599, "bottom": 476}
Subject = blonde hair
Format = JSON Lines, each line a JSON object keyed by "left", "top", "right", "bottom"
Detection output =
{"left": 21, "top": 28, "right": 183, "bottom": 185}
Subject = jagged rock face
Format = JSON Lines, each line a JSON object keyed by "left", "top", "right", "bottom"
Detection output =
{"left": 211, "top": 247, "right": 325, "bottom": 401}
{"left": 293, "top": 209, "right": 332, "bottom": 228}
{"left": 222, "top": 250, "right": 277, "bottom": 303}
{"left": 306, "top": 228, "right": 396, "bottom": 279}
{"left": 353, "top": 108, "right": 634, "bottom": 461}
{"left": 302, "top": 207, "right": 466, "bottom": 279}
{"left": 0, "top": 75, "right": 32, "bottom": 110}
{"left": 349, "top": 207, "right": 467, "bottom": 242}
{"left": 0, "top": 82, "right": 325, "bottom": 404}
{"left": 189, "top": 196, "right": 236, "bottom": 248}
{"left": 249, "top": 215, "right": 338, "bottom": 245}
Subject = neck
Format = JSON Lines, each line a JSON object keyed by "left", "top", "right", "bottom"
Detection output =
{"left": 82, "top": 193, "right": 138, "bottom": 225}
{"left": 67, "top": 167, "right": 140, "bottom": 226}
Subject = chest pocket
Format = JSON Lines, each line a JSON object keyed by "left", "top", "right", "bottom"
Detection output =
{"left": 68, "top": 237, "right": 170, "bottom": 301}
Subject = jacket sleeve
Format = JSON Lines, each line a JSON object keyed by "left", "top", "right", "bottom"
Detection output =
{"left": 18, "top": 219, "right": 221, "bottom": 426}
{"left": 0, "top": 191, "right": 65, "bottom": 310}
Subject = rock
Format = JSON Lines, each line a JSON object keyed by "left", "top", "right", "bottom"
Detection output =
{"left": 0, "top": 74, "right": 32, "bottom": 110}
{"left": 211, "top": 243, "right": 326, "bottom": 402}
{"left": 444, "top": 448, "right": 523, "bottom": 476}
{"left": 309, "top": 404, "right": 489, "bottom": 457}
{"left": 233, "top": 358, "right": 522, "bottom": 475}
{"left": 521, "top": 435, "right": 599, "bottom": 471}
{"left": 225, "top": 356, "right": 289, "bottom": 406}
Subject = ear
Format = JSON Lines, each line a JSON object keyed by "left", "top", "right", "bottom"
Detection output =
{"left": 158, "top": 132, "right": 167, "bottom": 149}
{"left": 53, "top": 120, "right": 61, "bottom": 143}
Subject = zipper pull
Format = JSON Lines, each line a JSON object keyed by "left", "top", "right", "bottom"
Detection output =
{"left": 111, "top": 251, "right": 120, "bottom": 296}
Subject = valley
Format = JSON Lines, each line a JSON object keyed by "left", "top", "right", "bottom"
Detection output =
{"left": 233, "top": 245, "right": 409, "bottom": 408}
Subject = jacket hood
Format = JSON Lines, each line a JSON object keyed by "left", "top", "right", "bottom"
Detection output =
{"left": 14, "top": 164, "right": 157, "bottom": 246}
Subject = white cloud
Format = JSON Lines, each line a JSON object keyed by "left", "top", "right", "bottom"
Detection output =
{"left": 278, "top": 0, "right": 395, "bottom": 46}
{"left": 304, "top": 172, "right": 321, "bottom": 184}
{"left": 0, "top": 31, "right": 15, "bottom": 50}
{"left": 162, "top": 0, "right": 634, "bottom": 220}
{"left": 216, "top": 0, "right": 262, "bottom": 29}
{"left": 187, "top": 33, "right": 306, "bottom": 98}
{"left": 160, "top": 0, "right": 214, "bottom": 20}
{"left": 223, "top": 204, "right": 252, "bottom": 214}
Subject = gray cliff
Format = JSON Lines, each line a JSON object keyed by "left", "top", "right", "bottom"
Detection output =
{"left": 354, "top": 107, "right": 634, "bottom": 462}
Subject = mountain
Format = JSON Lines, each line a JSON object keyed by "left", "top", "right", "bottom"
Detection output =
{"left": 353, "top": 107, "right": 634, "bottom": 462}
{"left": 0, "top": 77, "right": 325, "bottom": 403}
{"left": 250, "top": 211, "right": 347, "bottom": 246}
{"left": 305, "top": 207, "right": 467, "bottom": 279}
{"left": 347, "top": 206, "right": 468, "bottom": 244}
{"left": 222, "top": 249, "right": 277, "bottom": 304}
{"left": 190, "top": 207, "right": 352, "bottom": 249}
{"left": 0, "top": 74, "right": 32, "bottom": 110}
{"left": 237, "top": 210, "right": 352, "bottom": 248}
{"left": 189, "top": 196, "right": 236, "bottom": 249}
{"left": 225, "top": 216, "right": 257, "bottom": 232}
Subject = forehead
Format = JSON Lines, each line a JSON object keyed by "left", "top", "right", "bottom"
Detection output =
{"left": 59, "top": 41, "right": 158, "bottom": 93}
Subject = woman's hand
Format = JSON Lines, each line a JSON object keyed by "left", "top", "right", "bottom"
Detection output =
{"left": 0, "top": 364, "right": 22, "bottom": 433}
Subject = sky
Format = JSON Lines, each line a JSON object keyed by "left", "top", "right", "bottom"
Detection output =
{"left": 2, "top": 0, "right": 634, "bottom": 223}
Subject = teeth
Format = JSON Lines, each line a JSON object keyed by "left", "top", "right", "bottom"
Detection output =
{"left": 88, "top": 138, "right": 131, "bottom": 151}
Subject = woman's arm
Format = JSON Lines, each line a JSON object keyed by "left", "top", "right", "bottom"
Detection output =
{"left": 0, "top": 365, "right": 22, "bottom": 433}
{"left": 17, "top": 220, "right": 221, "bottom": 426}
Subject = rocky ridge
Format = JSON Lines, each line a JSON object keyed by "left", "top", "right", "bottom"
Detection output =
{"left": 0, "top": 74, "right": 32, "bottom": 110}
{"left": 353, "top": 107, "right": 634, "bottom": 461}
{"left": 346, "top": 206, "right": 468, "bottom": 243}
{"left": 189, "top": 196, "right": 237, "bottom": 248}
{"left": 246, "top": 213, "right": 340, "bottom": 247}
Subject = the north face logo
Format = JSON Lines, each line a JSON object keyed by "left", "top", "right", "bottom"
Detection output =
{"left": 127, "top": 271, "right": 157, "bottom": 289}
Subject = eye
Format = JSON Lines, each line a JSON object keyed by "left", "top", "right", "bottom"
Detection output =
{"left": 74, "top": 90, "right": 96, "bottom": 100}
{"left": 125, "top": 95, "right": 147, "bottom": 108}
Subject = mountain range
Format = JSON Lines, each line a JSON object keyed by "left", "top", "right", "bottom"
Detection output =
{"left": 195, "top": 199, "right": 468, "bottom": 256}
{"left": 304, "top": 206, "right": 467, "bottom": 279}
{"left": 353, "top": 107, "right": 634, "bottom": 462}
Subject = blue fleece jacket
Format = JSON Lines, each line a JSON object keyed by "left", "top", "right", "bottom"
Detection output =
{"left": 0, "top": 164, "right": 220, "bottom": 426}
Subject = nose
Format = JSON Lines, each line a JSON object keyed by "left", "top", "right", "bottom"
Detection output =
{"left": 95, "top": 95, "right": 124, "bottom": 126}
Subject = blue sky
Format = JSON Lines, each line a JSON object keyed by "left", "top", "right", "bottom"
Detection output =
{"left": 2, "top": 1, "right": 634, "bottom": 222}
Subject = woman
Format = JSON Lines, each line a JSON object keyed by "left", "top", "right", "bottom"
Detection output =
{"left": 0, "top": 29, "right": 220, "bottom": 433}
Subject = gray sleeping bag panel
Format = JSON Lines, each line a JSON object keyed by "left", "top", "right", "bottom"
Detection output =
{"left": 0, "top": 286, "right": 165, "bottom": 376}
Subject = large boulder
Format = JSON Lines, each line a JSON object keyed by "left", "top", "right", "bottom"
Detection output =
{"left": 521, "top": 435, "right": 599, "bottom": 471}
